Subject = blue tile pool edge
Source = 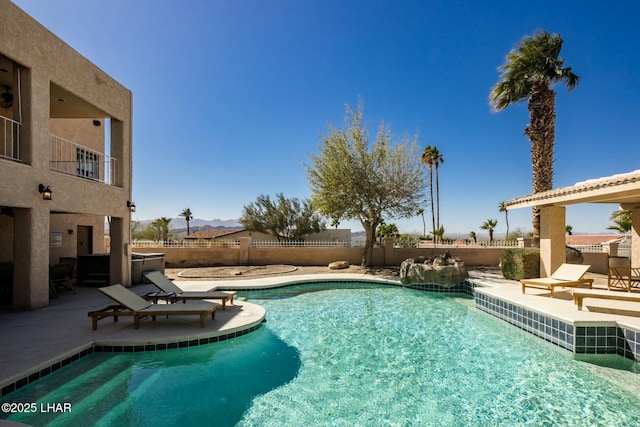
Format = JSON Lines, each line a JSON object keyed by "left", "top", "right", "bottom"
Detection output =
{"left": 469, "top": 282, "right": 640, "bottom": 364}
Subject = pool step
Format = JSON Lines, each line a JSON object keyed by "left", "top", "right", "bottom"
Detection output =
{"left": 92, "top": 370, "right": 163, "bottom": 426}
{"left": 8, "top": 358, "right": 132, "bottom": 425}
{"left": 45, "top": 366, "right": 137, "bottom": 427}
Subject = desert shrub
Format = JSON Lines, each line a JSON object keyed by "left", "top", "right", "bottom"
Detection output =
{"left": 500, "top": 248, "right": 540, "bottom": 280}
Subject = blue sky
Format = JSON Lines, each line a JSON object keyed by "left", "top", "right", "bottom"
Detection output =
{"left": 13, "top": 0, "right": 640, "bottom": 236}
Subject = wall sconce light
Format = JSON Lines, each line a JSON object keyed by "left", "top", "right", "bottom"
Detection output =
{"left": 127, "top": 201, "right": 136, "bottom": 212}
{"left": 38, "top": 184, "right": 52, "bottom": 200}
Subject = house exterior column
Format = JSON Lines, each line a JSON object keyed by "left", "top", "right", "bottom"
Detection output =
{"left": 13, "top": 207, "right": 50, "bottom": 309}
{"left": 631, "top": 207, "right": 640, "bottom": 268}
{"left": 109, "top": 217, "right": 131, "bottom": 286}
{"left": 540, "top": 205, "right": 566, "bottom": 277}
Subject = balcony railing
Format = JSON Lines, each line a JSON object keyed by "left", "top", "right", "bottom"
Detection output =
{"left": 50, "top": 134, "right": 117, "bottom": 185}
{"left": 0, "top": 114, "right": 21, "bottom": 162}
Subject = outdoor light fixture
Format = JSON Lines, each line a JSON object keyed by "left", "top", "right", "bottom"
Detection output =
{"left": 127, "top": 201, "right": 136, "bottom": 212}
{"left": 38, "top": 184, "right": 52, "bottom": 200}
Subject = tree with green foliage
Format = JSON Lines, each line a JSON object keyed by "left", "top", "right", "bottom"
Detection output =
{"left": 306, "top": 101, "right": 427, "bottom": 266}
{"left": 607, "top": 210, "right": 631, "bottom": 234}
{"left": 239, "top": 193, "right": 325, "bottom": 241}
{"left": 179, "top": 208, "right": 194, "bottom": 236}
{"left": 480, "top": 219, "right": 498, "bottom": 242}
{"left": 490, "top": 30, "right": 578, "bottom": 242}
{"left": 565, "top": 225, "right": 573, "bottom": 235}
{"left": 469, "top": 231, "right": 477, "bottom": 244}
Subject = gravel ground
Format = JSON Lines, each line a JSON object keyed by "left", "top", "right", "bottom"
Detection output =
{"left": 165, "top": 265, "right": 402, "bottom": 281}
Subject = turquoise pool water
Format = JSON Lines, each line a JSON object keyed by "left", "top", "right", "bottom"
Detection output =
{"left": 2, "top": 282, "right": 640, "bottom": 426}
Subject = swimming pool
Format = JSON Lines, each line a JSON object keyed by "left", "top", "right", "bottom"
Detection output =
{"left": 2, "top": 282, "right": 640, "bottom": 426}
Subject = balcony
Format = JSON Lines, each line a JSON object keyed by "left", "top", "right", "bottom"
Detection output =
{"left": 50, "top": 134, "right": 117, "bottom": 185}
{"left": 0, "top": 114, "right": 21, "bottom": 162}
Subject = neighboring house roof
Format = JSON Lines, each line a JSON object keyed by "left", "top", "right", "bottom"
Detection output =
{"left": 565, "top": 234, "right": 624, "bottom": 245}
{"left": 505, "top": 169, "right": 640, "bottom": 209}
{"left": 185, "top": 229, "right": 245, "bottom": 239}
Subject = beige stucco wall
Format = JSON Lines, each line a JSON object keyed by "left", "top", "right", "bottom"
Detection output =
{"left": 0, "top": 1, "right": 133, "bottom": 308}
{"left": 132, "top": 245, "right": 609, "bottom": 273}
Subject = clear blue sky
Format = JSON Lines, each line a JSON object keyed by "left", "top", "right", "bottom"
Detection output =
{"left": 13, "top": 0, "right": 640, "bottom": 236}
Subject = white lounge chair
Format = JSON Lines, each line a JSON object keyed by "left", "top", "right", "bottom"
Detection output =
{"left": 520, "top": 263, "right": 593, "bottom": 297}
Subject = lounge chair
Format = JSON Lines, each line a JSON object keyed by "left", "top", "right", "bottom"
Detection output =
{"left": 607, "top": 256, "right": 640, "bottom": 292}
{"left": 570, "top": 288, "right": 640, "bottom": 310}
{"left": 143, "top": 271, "right": 236, "bottom": 309}
{"left": 97, "top": 284, "right": 220, "bottom": 329}
{"left": 520, "top": 263, "right": 593, "bottom": 297}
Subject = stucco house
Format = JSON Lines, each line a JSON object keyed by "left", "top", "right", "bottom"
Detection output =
{"left": 0, "top": 1, "right": 133, "bottom": 310}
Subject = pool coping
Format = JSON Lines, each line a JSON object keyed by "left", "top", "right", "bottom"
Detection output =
{"left": 2, "top": 273, "right": 639, "bottom": 398}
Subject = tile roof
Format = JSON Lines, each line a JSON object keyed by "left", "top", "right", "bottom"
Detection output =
{"left": 565, "top": 234, "right": 624, "bottom": 245}
{"left": 185, "top": 229, "right": 245, "bottom": 239}
{"left": 505, "top": 169, "right": 640, "bottom": 208}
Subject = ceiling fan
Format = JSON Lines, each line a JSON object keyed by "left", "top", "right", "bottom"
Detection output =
{"left": 1, "top": 85, "right": 13, "bottom": 109}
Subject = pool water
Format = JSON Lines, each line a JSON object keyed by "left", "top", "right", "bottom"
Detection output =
{"left": 2, "top": 283, "right": 640, "bottom": 426}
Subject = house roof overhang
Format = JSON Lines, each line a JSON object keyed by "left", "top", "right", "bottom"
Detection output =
{"left": 503, "top": 170, "right": 640, "bottom": 210}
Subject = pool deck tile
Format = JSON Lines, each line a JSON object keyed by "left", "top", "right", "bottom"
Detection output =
{"left": 1, "top": 270, "right": 639, "bottom": 395}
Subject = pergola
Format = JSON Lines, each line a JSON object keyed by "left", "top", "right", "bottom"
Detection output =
{"left": 503, "top": 170, "right": 640, "bottom": 277}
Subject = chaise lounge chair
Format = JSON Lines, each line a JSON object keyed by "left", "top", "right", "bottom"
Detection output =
{"left": 96, "top": 284, "right": 220, "bottom": 329}
{"left": 520, "top": 263, "right": 593, "bottom": 297}
{"left": 570, "top": 288, "right": 640, "bottom": 310}
{"left": 143, "top": 271, "right": 237, "bottom": 309}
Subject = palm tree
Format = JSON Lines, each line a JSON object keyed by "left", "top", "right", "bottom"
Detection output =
{"left": 431, "top": 147, "right": 444, "bottom": 229}
{"left": 421, "top": 145, "right": 444, "bottom": 232}
{"left": 607, "top": 210, "right": 631, "bottom": 234}
{"left": 432, "top": 225, "right": 445, "bottom": 245}
{"left": 151, "top": 217, "right": 172, "bottom": 241}
{"left": 480, "top": 219, "right": 498, "bottom": 242}
{"left": 565, "top": 225, "right": 573, "bottom": 235}
{"left": 490, "top": 30, "right": 579, "bottom": 242}
{"left": 179, "top": 208, "right": 193, "bottom": 236}
{"left": 469, "top": 231, "right": 477, "bottom": 244}
{"left": 417, "top": 208, "right": 426, "bottom": 237}
{"left": 499, "top": 201, "right": 509, "bottom": 240}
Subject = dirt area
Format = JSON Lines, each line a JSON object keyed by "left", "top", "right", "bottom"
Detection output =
{"left": 165, "top": 265, "right": 402, "bottom": 281}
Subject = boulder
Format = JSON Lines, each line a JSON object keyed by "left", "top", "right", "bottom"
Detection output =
{"left": 400, "top": 255, "right": 468, "bottom": 287}
{"left": 328, "top": 261, "right": 350, "bottom": 270}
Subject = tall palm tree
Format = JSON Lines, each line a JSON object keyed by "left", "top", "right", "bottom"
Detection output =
{"left": 417, "top": 208, "right": 426, "bottom": 237}
{"left": 421, "top": 145, "right": 443, "bottom": 234}
{"left": 490, "top": 30, "right": 579, "bottom": 242}
{"left": 179, "top": 208, "right": 193, "bottom": 236}
{"left": 499, "top": 201, "right": 509, "bottom": 240}
{"left": 480, "top": 219, "right": 498, "bottom": 242}
{"left": 431, "top": 147, "right": 444, "bottom": 229}
{"left": 421, "top": 146, "right": 436, "bottom": 237}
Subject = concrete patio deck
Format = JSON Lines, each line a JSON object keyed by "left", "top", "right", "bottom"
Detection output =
{"left": 1, "top": 270, "right": 639, "bottom": 397}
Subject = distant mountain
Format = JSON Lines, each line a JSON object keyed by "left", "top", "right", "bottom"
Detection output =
{"left": 134, "top": 218, "right": 242, "bottom": 230}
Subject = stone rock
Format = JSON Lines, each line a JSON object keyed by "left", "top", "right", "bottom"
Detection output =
{"left": 328, "top": 261, "right": 349, "bottom": 270}
{"left": 400, "top": 255, "right": 468, "bottom": 287}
